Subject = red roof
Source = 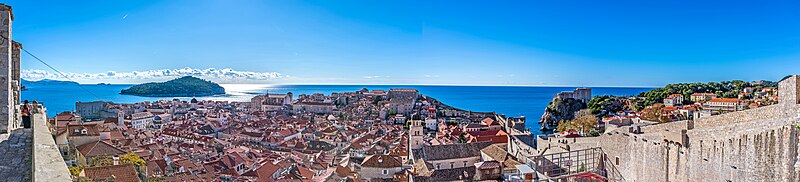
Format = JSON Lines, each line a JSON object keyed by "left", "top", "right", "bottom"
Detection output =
{"left": 708, "top": 98, "right": 740, "bottom": 103}
{"left": 668, "top": 94, "right": 683, "bottom": 98}
{"left": 691, "top": 93, "right": 716, "bottom": 96}
{"left": 76, "top": 141, "right": 127, "bottom": 158}
{"left": 481, "top": 118, "right": 498, "bottom": 126}
{"left": 83, "top": 164, "right": 139, "bottom": 182}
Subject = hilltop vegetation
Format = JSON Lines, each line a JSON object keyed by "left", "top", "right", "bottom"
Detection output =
{"left": 586, "top": 95, "right": 629, "bottom": 116}
{"left": 637, "top": 80, "right": 777, "bottom": 107}
{"left": 120, "top": 76, "right": 225, "bottom": 97}
{"left": 21, "top": 79, "right": 80, "bottom": 86}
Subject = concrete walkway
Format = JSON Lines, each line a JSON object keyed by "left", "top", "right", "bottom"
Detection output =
{"left": 0, "top": 128, "right": 32, "bottom": 182}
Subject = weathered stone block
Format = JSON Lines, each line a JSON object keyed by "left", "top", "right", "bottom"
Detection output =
{"left": 779, "top": 75, "right": 800, "bottom": 105}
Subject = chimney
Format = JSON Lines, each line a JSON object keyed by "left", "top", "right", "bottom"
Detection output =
{"left": 778, "top": 75, "right": 800, "bottom": 104}
{"left": 113, "top": 156, "right": 120, "bottom": 165}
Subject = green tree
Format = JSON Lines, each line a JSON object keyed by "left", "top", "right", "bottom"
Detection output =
{"left": 90, "top": 156, "right": 114, "bottom": 167}
{"left": 120, "top": 153, "right": 146, "bottom": 169}
{"left": 556, "top": 120, "right": 571, "bottom": 132}
{"left": 458, "top": 132, "right": 467, "bottom": 143}
{"left": 68, "top": 166, "right": 83, "bottom": 176}
{"left": 572, "top": 114, "right": 599, "bottom": 134}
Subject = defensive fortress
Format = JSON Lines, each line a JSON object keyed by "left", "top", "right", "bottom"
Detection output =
{"left": 545, "top": 75, "right": 800, "bottom": 181}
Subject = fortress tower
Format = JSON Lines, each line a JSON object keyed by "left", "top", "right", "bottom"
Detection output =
{"left": 0, "top": 4, "right": 20, "bottom": 134}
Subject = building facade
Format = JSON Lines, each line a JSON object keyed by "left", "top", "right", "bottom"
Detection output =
{"left": 554, "top": 88, "right": 592, "bottom": 103}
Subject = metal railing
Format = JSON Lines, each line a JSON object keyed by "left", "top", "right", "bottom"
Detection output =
{"left": 525, "top": 147, "right": 626, "bottom": 182}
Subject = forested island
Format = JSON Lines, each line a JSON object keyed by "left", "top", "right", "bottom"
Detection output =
{"left": 120, "top": 76, "right": 225, "bottom": 97}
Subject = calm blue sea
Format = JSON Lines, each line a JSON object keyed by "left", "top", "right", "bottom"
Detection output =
{"left": 21, "top": 84, "right": 652, "bottom": 136}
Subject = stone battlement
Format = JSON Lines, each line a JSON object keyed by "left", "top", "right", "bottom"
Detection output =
{"left": 591, "top": 75, "right": 800, "bottom": 181}
{"left": 31, "top": 107, "right": 71, "bottom": 181}
{"left": 0, "top": 106, "right": 70, "bottom": 181}
{"left": 779, "top": 75, "right": 800, "bottom": 105}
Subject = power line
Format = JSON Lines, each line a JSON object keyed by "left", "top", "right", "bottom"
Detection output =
{"left": 0, "top": 35, "right": 104, "bottom": 100}
{"left": 21, "top": 48, "right": 104, "bottom": 100}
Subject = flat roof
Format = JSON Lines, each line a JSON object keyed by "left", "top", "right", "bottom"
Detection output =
{"left": 515, "top": 164, "right": 535, "bottom": 174}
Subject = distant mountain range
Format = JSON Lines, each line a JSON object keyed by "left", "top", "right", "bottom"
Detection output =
{"left": 21, "top": 79, "right": 80, "bottom": 86}
{"left": 119, "top": 76, "right": 225, "bottom": 97}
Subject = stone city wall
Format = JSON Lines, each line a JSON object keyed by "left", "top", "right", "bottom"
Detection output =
{"left": 594, "top": 75, "right": 800, "bottom": 181}
{"left": 598, "top": 131, "right": 683, "bottom": 182}
{"left": 640, "top": 120, "right": 689, "bottom": 134}
{"left": 683, "top": 124, "right": 800, "bottom": 181}
{"left": 32, "top": 107, "right": 72, "bottom": 181}
{"left": 693, "top": 104, "right": 793, "bottom": 129}
{"left": 598, "top": 111, "right": 800, "bottom": 181}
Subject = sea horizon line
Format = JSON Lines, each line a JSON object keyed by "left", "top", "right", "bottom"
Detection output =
{"left": 74, "top": 82, "right": 660, "bottom": 88}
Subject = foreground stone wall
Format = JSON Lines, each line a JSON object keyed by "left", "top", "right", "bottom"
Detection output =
{"left": 640, "top": 120, "right": 689, "bottom": 134}
{"left": 10, "top": 40, "right": 18, "bottom": 129}
{"left": 694, "top": 104, "right": 788, "bottom": 129}
{"left": 32, "top": 107, "right": 72, "bottom": 181}
{"left": 599, "top": 131, "right": 683, "bottom": 182}
{"left": 601, "top": 121, "right": 800, "bottom": 181}
{"left": 592, "top": 75, "right": 800, "bottom": 181}
{"left": 0, "top": 4, "right": 11, "bottom": 134}
{"left": 685, "top": 125, "right": 799, "bottom": 181}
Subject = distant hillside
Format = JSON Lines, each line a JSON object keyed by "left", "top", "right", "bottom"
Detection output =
{"left": 120, "top": 76, "right": 225, "bottom": 97}
{"left": 637, "top": 79, "right": 777, "bottom": 107}
{"left": 21, "top": 79, "right": 80, "bottom": 86}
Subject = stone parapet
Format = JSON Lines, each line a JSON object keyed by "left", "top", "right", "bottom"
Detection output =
{"left": 779, "top": 75, "right": 800, "bottom": 105}
{"left": 31, "top": 107, "right": 71, "bottom": 181}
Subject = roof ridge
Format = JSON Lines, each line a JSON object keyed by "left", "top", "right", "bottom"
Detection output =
{"left": 88, "top": 141, "right": 100, "bottom": 154}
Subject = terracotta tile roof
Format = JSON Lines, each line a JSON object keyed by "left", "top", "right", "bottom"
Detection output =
{"left": 475, "top": 160, "right": 502, "bottom": 170}
{"left": 67, "top": 124, "right": 100, "bottom": 136}
{"left": 708, "top": 98, "right": 740, "bottom": 103}
{"left": 76, "top": 141, "right": 127, "bottom": 158}
{"left": 335, "top": 165, "right": 353, "bottom": 177}
{"left": 479, "top": 144, "right": 508, "bottom": 161}
{"left": 83, "top": 164, "right": 140, "bottom": 182}
{"left": 419, "top": 141, "right": 492, "bottom": 161}
{"left": 55, "top": 112, "right": 79, "bottom": 121}
{"left": 361, "top": 154, "right": 402, "bottom": 168}
{"left": 668, "top": 94, "right": 683, "bottom": 98}
{"left": 691, "top": 93, "right": 716, "bottom": 96}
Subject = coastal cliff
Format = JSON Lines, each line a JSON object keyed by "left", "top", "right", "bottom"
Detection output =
{"left": 120, "top": 76, "right": 225, "bottom": 97}
{"left": 539, "top": 98, "right": 585, "bottom": 131}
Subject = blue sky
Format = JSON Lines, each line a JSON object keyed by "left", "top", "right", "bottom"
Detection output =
{"left": 6, "top": 0, "right": 800, "bottom": 86}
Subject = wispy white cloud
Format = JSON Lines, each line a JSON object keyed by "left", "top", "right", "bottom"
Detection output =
{"left": 363, "top": 75, "right": 389, "bottom": 79}
{"left": 424, "top": 75, "right": 440, "bottom": 78}
{"left": 22, "top": 67, "right": 284, "bottom": 83}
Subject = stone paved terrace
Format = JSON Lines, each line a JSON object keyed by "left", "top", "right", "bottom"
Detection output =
{"left": 0, "top": 128, "right": 32, "bottom": 181}
{"left": 0, "top": 107, "right": 71, "bottom": 182}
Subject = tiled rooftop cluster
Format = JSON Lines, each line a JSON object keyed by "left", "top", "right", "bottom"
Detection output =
{"left": 52, "top": 87, "right": 538, "bottom": 181}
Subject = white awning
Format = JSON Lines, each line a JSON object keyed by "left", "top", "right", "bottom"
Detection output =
{"left": 515, "top": 164, "right": 535, "bottom": 174}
